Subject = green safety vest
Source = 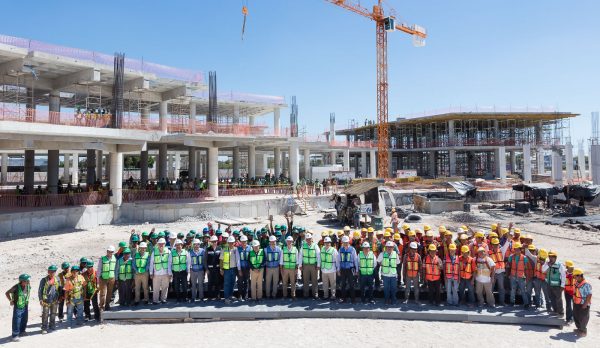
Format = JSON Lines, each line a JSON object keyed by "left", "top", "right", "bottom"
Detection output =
{"left": 359, "top": 251, "right": 375, "bottom": 276}
{"left": 100, "top": 255, "right": 116, "bottom": 280}
{"left": 42, "top": 276, "right": 60, "bottom": 301}
{"left": 283, "top": 246, "right": 298, "bottom": 269}
{"left": 16, "top": 285, "right": 30, "bottom": 309}
{"left": 69, "top": 275, "right": 84, "bottom": 303}
{"left": 134, "top": 252, "right": 149, "bottom": 273}
{"left": 222, "top": 249, "right": 231, "bottom": 270}
{"left": 171, "top": 249, "right": 188, "bottom": 272}
{"left": 302, "top": 243, "right": 317, "bottom": 265}
{"left": 154, "top": 250, "right": 169, "bottom": 271}
{"left": 118, "top": 259, "right": 133, "bottom": 281}
{"left": 381, "top": 251, "right": 397, "bottom": 276}
{"left": 321, "top": 247, "right": 334, "bottom": 270}
{"left": 249, "top": 249, "right": 264, "bottom": 268}
{"left": 547, "top": 262, "right": 562, "bottom": 287}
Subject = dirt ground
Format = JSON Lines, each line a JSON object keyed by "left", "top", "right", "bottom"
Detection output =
{"left": 0, "top": 206, "right": 598, "bottom": 347}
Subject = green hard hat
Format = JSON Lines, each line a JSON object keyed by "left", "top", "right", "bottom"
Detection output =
{"left": 216, "top": 229, "right": 222, "bottom": 236}
{"left": 71, "top": 265, "right": 80, "bottom": 271}
{"left": 131, "top": 235, "right": 140, "bottom": 242}
{"left": 118, "top": 241, "right": 127, "bottom": 248}
{"left": 275, "top": 230, "right": 282, "bottom": 237}
{"left": 233, "top": 230, "right": 240, "bottom": 235}
{"left": 157, "top": 232, "right": 165, "bottom": 238}
{"left": 150, "top": 232, "right": 158, "bottom": 238}
{"left": 19, "top": 274, "right": 30, "bottom": 282}
{"left": 86, "top": 260, "right": 94, "bottom": 267}
{"left": 48, "top": 265, "right": 58, "bottom": 272}
{"left": 189, "top": 230, "right": 196, "bottom": 234}
{"left": 142, "top": 231, "right": 149, "bottom": 237}
{"left": 123, "top": 248, "right": 131, "bottom": 254}
{"left": 281, "top": 225, "right": 287, "bottom": 231}
{"left": 274, "top": 224, "right": 281, "bottom": 230}
{"left": 61, "top": 262, "right": 70, "bottom": 270}
{"left": 79, "top": 257, "right": 88, "bottom": 263}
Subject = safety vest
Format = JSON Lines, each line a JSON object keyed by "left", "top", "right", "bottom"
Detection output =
{"left": 445, "top": 255, "right": 459, "bottom": 281}
{"left": 190, "top": 249, "right": 205, "bottom": 272}
{"left": 249, "top": 249, "right": 264, "bottom": 269}
{"left": 534, "top": 261, "right": 546, "bottom": 281}
{"left": 510, "top": 255, "right": 526, "bottom": 279}
{"left": 460, "top": 256, "right": 475, "bottom": 280}
{"left": 574, "top": 280, "right": 590, "bottom": 305}
{"left": 265, "top": 246, "right": 280, "bottom": 268}
{"left": 84, "top": 271, "right": 97, "bottom": 296}
{"left": 134, "top": 252, "right": 149, "bottom": 273}
{"left": 41, "top": 276, "right": 60, "bottom": 302}
{"left": 425, "top": 255, "right": 441, "bottom": 281}
{"left": 565, "top": 274, "right": 575, "bottom": 295}
{"left": 405, "top": 253, "right": 420, "bottom": 278}
{"left": 321, "top": 247, "right": 335, "bottom": 270}
{"left": 381, "top": 251, "right": 397, "bottom": 276}
{"left": 238, "top": 245, "right": 251, "bottom": 269}
{"left": 16, "top": 284, "right": 30, "bottom": 309}
{"left": 282, "top": 246, "right": 298, "bottom": 269}
{"left": 339, "top": 247, "right": 354, "bottom": 270}
{"left": 172, "top": 249, "right": 188, "bottom": 272}
{"left": 68, "top": 275, "right": 84, "bottom": 303}
{"left": 359, "top": 251, "right": 375, "bottom": 276}
{"left": 546, "top": 262, "right": 562, "bottom": 287}
{"left": 100, "top": 255, "right": 116, "bottom": 280}
{"left": 302, "top": 243, "right": 318, "bottom": 265}
{"left": 489, "top": 248, "right": 505, "bottom": 271}
{"left": 153, "top": 250, "right": 169, "bottom": 271}
{"left": 118, "top": 258, "right": 134, "bottom": 281}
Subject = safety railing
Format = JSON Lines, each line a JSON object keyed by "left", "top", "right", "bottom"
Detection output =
{"left": 218, "top": 185, "right": 292, "bottom": 196}
{"left": 0, "top": 191, "right": 108, "bottom": 209}
{"left": 122, "top": 189, "right": 209, "bottom": 203}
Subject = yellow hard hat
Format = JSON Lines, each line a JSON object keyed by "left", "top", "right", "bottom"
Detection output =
{"left": 385, "top": 227, "right": 393, "bottom": 233}
{"left": 423, "top": 225, "right": 431, "bottom": 231}
{"left": 448, "top": 243, "right": 457, "bottom": 250}
{"left": 438, "top": 225, "right": 446, "bottom": 232}
{"left": 475, "top": 231, "right": 484, "bottom": 238}
{"left": 573, "top": 268, "right": 584, "bottom": 276}
{"left": 445, "top": 230, "right": 453, "bottom": 236}
{"left": 514, "top": 228, "right": 521, "bottom": 234}
{"left": 459, "top": 234, "right": 468, "bottom": 240}
{"left": 383, "top": 231, "right": 392, "bottom": 238}
{"left": 525, "top": 234, "right": 533, "bottom": 241}
{"left": 367, "top": 227, "right": 374, "bottom": 233}
{"left": 491, "top": 238, "right": 500, "bottom": 245}
{"left": 527, "top": 244, "right": 536, "bottom": 251}
{"left": 538, "top": 249, "right": 548, "bottom": 259}
{"left": 343, "top": 226, "right": 351, "bottom": 231}
{"left": 353, "top": 231, "right": 361, "bottom": 239}
{"left": 402, "top": 223, "right": 410, "bottom": 230}
{"left": 489, "top": 232, "right": 498, "bottom": 238}
{"left": 414, "top": 228, "right": 422, "bottom": 234}
{"left": 321, "top": 231, "right": 329, "bottom": 237}
{"left": 460, "top": 225, "right": 468, "bottom": 230}
{"left": 513, "top": 242, "right": 522, "bottom": 249}
{"left": 565, "top": 260, "right": 574, "bottom": 268}
{"left": 548, "top": 250, "right": 557, "bottom": 257}
{"left": 491, "top": 223, "right": 497, "bottom": 229}
{"left": 425, "top": 231, "right": 434, "bottom": 237}
{"left": 428, "top": 244, "right": 437, "bottom": 251}
{"left": 337, "top": 230, "right": 344, "bottom": 236}
{"left": 501, "top": 228, "right": 509, "bottom": 234}
{"left": 461, "top": 245, "right": 470, "bottom": 253}
{"left": 407, "top": 230, "right": 416, "bottom": 237}
{"left": 361, "top": 228, "right": 367, "bottom": 233}
{"left": 393, "top": 233, "right": 401, "bottom": 241}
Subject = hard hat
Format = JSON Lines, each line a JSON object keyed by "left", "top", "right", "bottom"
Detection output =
{"left": 565, "top": 260, "right": 574, "bottom": 268}
{"left": 408, "top": 230, "right": 416, "bottom": 237}
{"left": 428, "top": 244, "right": 437, "bottom": 251}
{"left": 337, "top": 230, "right": 344, "bottom": 236}
{"left": 460, "top": 225, "right": 468, "bottom": 230}
{"left": 438, "top": 226, "right": 446, "bottom": 232}
{"left": 169, "top": 232, "right": 177, "bottom": 239}
{"left": 233, "top": 230, "right": 240, "bottom": 235}
{"left": 215, "top": 229, "right": 222, "bottom": 236}
{"left": 500, "top": 228, "right": 509, "bottom": 234}
{"left": 187, "top": 232, "right": 195, "bottom": 238}
{"left": 385, "top": 227, "right": 393, "bottom": 233}
{"left": 321, "top": 231, "right": 329, "bottom": 237}
{"left": 150, "top": 232, "right": 158, "bottom": 239}
{"left": 527, "top": 244, "right": 535, "bottom": 251}
{"left": 361, "top": 228, "right": 367, "bottom": 233}
{"left": 423, "top": 225, "right": 431, "bottom": 231}
{"left": 251, "top": 240, "right": 260, "bottom": 247}
{"left": 524, "top": 234, "right": 533, "bottom": 241}
{"left": 414, "top": 228, "right": 422, "bottom": 234}
{"left": 445, "top": 230, "right": 454, "bottom": 236}
{"left": 118, "top": 241, "right": 127, "bottom": 248}
{"left": 538, "top": 249, "right": 548, "bottom": 259}
{"left": 402, "top": 223, "right": 410, "bottom": 230}
{"left": 157, "top": 238, "right": 166, "bottom": 244}
{"left": 475, "top": 231, "right": 484, "bottom": 238}
{"left": 86, "top": 260, "right": 94, "bottom": 267}
{"left": 71, "top": 265, "right": 80, "bottom": 272}
{"left": 19, "top": 274, "right": 31, "bottom": 281}
{"left": 341, "top": 236, "right": 350, "bottom": 243}
{"left": 367, "top": 227, "right": 374, "bottom": 233}
{"left": 448, "top": 243, "right": 457, "bottom": 251}
{"left": 457, "top": 228, "right": 465, "bottom": 234}
{"left": 203, "top": 227, "right": 209, "bottom": 233}
{"left": 142, "top": 231, "right": 149, "bottom": 237}
{"left": 376, "top": 230, "right": 384, "bottom": 236}
{"left": 107, "top": 245, "right": 116, "bottom": 252}
{"left": 393, "top": 233, "right": 401, "bottom": 241}
{"left": 489, "top": 232, "right": 498, "bottom": 238}
{"left": 274, "top": 230, "right": 282, "bottom": 237}
{"left": 513, "top": 228, "right": 521, "bottom": 234}
{"left": 548, "top": 250, "right": 557, "bottom": 257}
{"left": 192, "top": 239, "right": 201, "bottom": 245}
{"left": 157, "top": 232, "right": 165, "bottom": 238}
{"left": 353, "top": 231, "right": 361, "bottom": 239}
{"left": 491, "top": 238, "right": 500, "bottom": 245}
{"left": 361, "top": 242, "right": 370, "bottom": 248}
{"left": 409, "top": 242, "right": 417, "bottom": 249}
{"left": 425, "top": 231, "right": 434, "bottom": 237}
{"left": 281, "top": 225, "right": 287, "bottom": 231}
{"left": 131, "top": 235, "right": 140, "bottom": 242}
{"left": 573, "top": 268, "right": 584, "bottom": 276}
{"left": 274, "top": 224, "right": 281, "bottom": 230}
{"left": 240, "top": 235, "right": 248, "bottom": 242}
{"left": 286, "top": 236, "right": 293, "bottom": 242}
{"left": 385, "top": 241, "right": 394, "bottom": 247}
{"left": 268, "top": 235, "right": 277, "bottom": 242}
{"left": 61, "top": 262, "right": 70, "bottom": 269}
{"left": 459, "top": 234, "right": 468, "bottom": 240}
{"left": 48, "top": 265, "right": 58, "bottom": 272}
{"left": 513, "top": 242, "right": 522, "bottom": 249}
{"left": 344, "top": 226, "right": 351, "bottom": 231}
{"left": 461, "top": 245, "right": 470, "bottom": 253}
{"left": 477, "top": 247, "right": 485, "bottom": 253}
{"left": 227, "top": 236, "right": 235, "bottom": 243}
{"left": 123, "top": 248, "right": 131, "bottom": 254}
{"left": 383, "top": 231, "right": 391, "bottom": 237}
{"left": 324, "top": 237, "right": 332, "bottom": 243}
{"left": 491, "top": 223, "right": 498, "bottom": 229}
{"left": 174, "top": 239, "right": 183, "bottom": 246}
{"left": 306, "top": 233, "right": 313, "bottom": 239}
{"left": 210, "top": 235, "right": 218, "bottom": 242}
{"left": 80, "top": 257, "right": 88, "bottom": 264}
{"left": 222, "top": 232, "right": 230, "bottom": 239}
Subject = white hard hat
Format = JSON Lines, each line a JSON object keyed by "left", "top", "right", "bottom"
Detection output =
{"left": 286, "top": 236, "right": 293, "bottom": 242}
{"left": 361, "top": 241, "right": 370, "bottom": 248}
{"left": 240, "top": 235, "right": 248, "bottom": 242}
{"left": 269, "top": 235, "right": 277, "bottom": 242}
{"left": 192, "top": 239, "right": 201, "bottom": 245}
{"left": 324, "top": 237, "right": 332, "bottom": 243}
{"left": 251, "top": 240, "right": 260, "bottom": 247}
{"left": 409, "top": 241, "right": 418, "bottom": 249}
{"left": 227, "top": 236, "right": 235, "bottom": 243}
{"left": 139, "top": 242, "right": 147, "bottom": 248}
{"left": 222, "top": 232, "right": 230, "bottom": 239}
{"left": 306, "top": 233, "right": 313, "bottom": 239}
{"left": 174, "top": 239, "right": 183, "bottom": 245}
{"left": 157, "top": 238, "right": 166, "bottom": 244}
{"left": 169, "top": 232, "right": 177, "bottom": 239}
{"left": 341, "top": 236, "right": 350, "bottom": 243}
{"left": 107, "top": 245, "right": 115, "bottom": 252}
{"left": 210, "top": 236, "right": 218, "bottom": 242}
{"left": 386, "top": 241, "right": 395, "bottom": 247}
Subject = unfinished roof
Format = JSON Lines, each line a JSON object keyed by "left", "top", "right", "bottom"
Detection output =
{"left": 343, "top": 181, "right": 380, "bottom": 196}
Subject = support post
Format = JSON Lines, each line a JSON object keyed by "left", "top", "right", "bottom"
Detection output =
{"left": 188, "top": 148, "right": 196, "bottom": 179}
{"left": 159, "top": 101, "right": 168, "bottom": 133}
{"left": 248, "top": 145, "right": 256, "bottom": 179}
{"left": 24, "top": 150, "right": 35, "bottom": 194}
{"left": 343, "top": 149, "right": 350, "bottom": 171}
{"left": 233, "top": 147, "right": 240, "bottom": 179}
{"left": 1, "top": 153, "right": 8, "bottom": 185}
{"left": 369, "top": 150, "right": 376, "bottom": 178}
{"left": 140, "top": 151, "right": 149, "bottom": 184}
{"left": 208, "top": 147, "right": 219, "bottom": 198}
{"left": 189, "top": 102, "right": 196, "bottom": 133}
{"left": 360, "top": 151, "right": 367, "bottom": 178}
{"left": 449, "top": 149, "right": 457, "bottom": 177}
{"left": 578, "top": 143, "right": 586, "bottom": 179}
{"left": 274, "top": 148, "right": 281, "bottom": 177}
{"left": 96, "top": 150, "right": 103, "bottom": 181}
{"left": 565, "top": 143, "right": 574, "bottom": 181}
{"left": 429, "top": 151, "right": 436, "bottom": 178}
{"left": 591, "top": 145, "right": 600, "bottom": 185}
{"left": 174, "top": 153, "right": 181, "bottom": 178}
{"left": 551, "top": 150, "right": 563, "bottom": 185}
{"left": 510, "top": 151, "right": 517, "bottom": 174}
{"left": 256, "top": 153, "right": 265, "bottom": 177}
{"left": 47, "top": 150, "right": 59, "bottom": 194}
{"left": 63, "top": 153, "right": 70, "bottom": 183}
{"left": 158, "top": 144, "right": 168, "bottom": 180}
{"left": 331, "top": 151, "right": 338, "bottom": 166}
{"left": 109, "top": 152, "right": 123, "bottom": 206}
{"left": 86, "top": 149, "right": 96, "bottom": 186}
{"left": 49, "top": 90, "right": 60, "bottom": 123}
{"left": 496, "top": 147, "right": 507, "bottom": 182}
{"left": 72, "top": 153, "right": 79, "bottom": 184}
{"left": 536, "top": 147, "right": 545, "bottom": 175}
{"left": 523, "top": 144, "right": 532, "bottom": 183}
{"left": 289, "top": 142, "right": 299, "bottom": 185}
{"left": 304, "top": 148, "right": 311, "bottom": 180}
{"left": 141, "top": 105, "right": 150, "bottom": 127}
{"left": 274, "top": 108, "right": 280, "bottom": 136}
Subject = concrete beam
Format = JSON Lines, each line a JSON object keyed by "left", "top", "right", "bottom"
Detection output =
{"left": 161, "top": 86, "right": 188, "bottom": 101}
{"left": 0, "top": 58, "right": 24, "bottom": 76}
{"left": 124, "top": 77, "right": 150, "bottom": 91}
{"left": 52, "top": 68, "right": 101, "bottom": 90}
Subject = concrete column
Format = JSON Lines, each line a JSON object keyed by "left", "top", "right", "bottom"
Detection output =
{"left": 578, "top": 143, "right": 586, "bottom": 179}
{"left": 72, "top": 154, "right": 79, "bottom": 184}
{"left": 523, "top": 144, "right": 532, "bottom": 183}
{"left": 274, "top": 108, "right": 281, "bottom": 136}
{"left": 1, "top": 153, "right": 8, "bottom": 185}
{"left": 331, "top": 151, "right": 338, "bottom": 166}
{"left": 536, "top": 147, "right": 545, "bottom": 175}
{"left": 496, "top": 147, "right": 507, "bottom": 182}
{"left": 47, "top": 150, "right": 59, "bottom": 194}
{"left": 159, "top": 101, "right": 168, "bottom": 133}
{"left": 467, "top": 152, "right": 476, "bottom": 178}
{"left": 189, "top": 102, "right": 196, "bottom": 133}
{"left": 304, "top": 148, "right": 311, "bottom": 180}
{"left": 208, "top": 147, "right": 219, "bottom": 198}
{"left": 109, "top": 152, "right": 123, "bottom": 206}
{"left": 24, "top": 150, "right": 35, "bottom": 194}
{"left": 249, "top": 116, "right": 255, "bottom": 126}
{"left": 63, "top": 153, "right": 70, "bottom": 183}
{"left": 105, "top": 154, "right": 111, "bottom": 183}
{"left": 369, "top": 149, "right": 376, "bottom": 178}
{"left": 197, "top": 151, "right": 203, "bottom": 178}
{"left": 289, "top": 142, "right": 299, "bottom": 185}
{"left": 141, "top": 105, "right": 150, "bottom": 127}
{"left": 233, "top": 147, "right": 240, "bottom": 179}
{"left": 158, "top": 144, "right": 168, "bottom": 180}
{"left": 449, "top": 149, "right": 457, "bottom": 177}
{"left": 263, "top": 155, "right": 268, "bottom": 175}
{"left": 591, "top": 145, "right": 600, "bottom": 185}
{"left": 510, "top": 151, "right": 517, "bottom": 174}
{"left": 188, "top": 148, "right": 196, "bottom": 179}
{"left": 233, "top": 104, "right": 240, "bottom": 125}
{"left": 140, "top": 151, "right": 149, "bottom": 184}
{"left": 274, "top": 148, "right": 281, "bottom": 177}
{"left": 429, "top": 151, "right": 436, "bottom": 178}
{"left": 343, "top": 149, "right": 350, "bottom": 171}
{"left": 96, "top": 150, "right": 103, "bottom": 181}
{"left": 49, "top": 90, "right": 60, "bottom": 123}
{"left": 248, "top": 145, "right": 256, "bottom": 179}
{"left": 360, "top": 151, "right": 367, "bottom": 178}
{"left": 551, "top": 150, "right": 563, "bottom": 185}
{"left": 565, "top": 143, "right": 574, "bottom": 181}
{"left": 174, "top": 153, "right": 181, "bottom": 178}
{"left": 86, "top": 149, "right": 96, "bottom": 186}
{"left": 448, "top": 120, "right": 455, "bottom": 146}
{"left": 167, "top": 154, "right": 174, "bottom": 178}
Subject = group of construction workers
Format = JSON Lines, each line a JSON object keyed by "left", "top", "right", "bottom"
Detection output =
{"left": 5, "top": 217, "right": 593, "bottom": 341}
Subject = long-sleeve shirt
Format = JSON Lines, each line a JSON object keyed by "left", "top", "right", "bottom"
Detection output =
{"left": 542, "top": 261, "right": 567, "bottom": 287}
{"left": 338, "top": 246, "right": 359, "bottom": 273}
{"left": 220, "top": 247, "right": 239, "bottom": 270}
{"left": 189, "top": 249, "right": 208, "bottom": 272}
{"left": 297, "top": 243, "right": 321, "bottom": 267}
{"left": 264, "top": 246, "right": 283, "bottom": 268}
{"left": 149, "top": 249, "right": 173, "bottom": 276}
{"left": 279, "top": 245, "right": 300, "bottom": 267}
{"left": 171, "top": 249, "right": 192, "bottom": 272}
{"left": 38, "top": 276, "right": 59, "bottom": 303}
{"left": 377, "top": 251, "right": 401, "bottom": 277}
{"left": 320, "top": 247, "right": 340, "bottom": 273}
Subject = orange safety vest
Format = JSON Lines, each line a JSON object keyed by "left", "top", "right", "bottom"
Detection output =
{"left": 565, "top": 273, "right": 575, "bottom": 296}
{"left": 459, "top": 255, "right": 475, "bottom": 280}
{"left": 534, "top": 261, "right": 546, "bottom": 281}
{"left": 424, "top": 255, "right": 441, "bottom": 281}
{"left": 405, "top": 253, "right": 420, "bottom": 278}
{"left": 573, "top": 280, "right": 590, "bottom": 305}
{"left": 510, "top": 255, "right": 526, "bottom": 278}
{"left": 489, "top": 248, "right": 505, "bottom": 271}
{"left": 524, "top": 258, "right": 534, "bottom": 280}
{"left": 445, "top": 255, "right": 459, "bottom": 281}
{"left": 470, "top": 240, "right": 488, "bottom": 257}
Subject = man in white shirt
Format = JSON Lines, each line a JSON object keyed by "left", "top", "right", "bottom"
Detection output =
{"left": 475, "top": 247, "right": 496, "bottom": 307}
{"left": 320, "top": 237, "right": 339, "bottom": 300}
{"left": 377, "top": 241, "right": 400, "bottom": 305}
{"left": 149, "top": 238, "right": 172, "bottom": 304}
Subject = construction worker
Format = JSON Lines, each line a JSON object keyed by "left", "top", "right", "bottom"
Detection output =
{"left": 249, "top": 240, "right": 265, "bottom": 301}
{"left": 321, "top": 237, "right": 339, "bottom": 300}
{"left": 489, "top": 237, "right": 510, "bottom": 306}
{"left": 96, "top": 245, "right": 116, "bottom": 311}
{"left": 524, "top": 244, "right": 537, "bottom": 304}
{"left": 115, "top": 248, "right": 134, "bottom": 306}
{"left": 475, "top": 247, "right": 496, "bottom": 307}
{"left": 564, "top": 260, "right": 575, "bottom": 324}
{"left": 338, "top": 235, "right": 359, "bottom": 303}
{"left": 444, "top": 243, "right": 460, "bottom": 306}
{"left": 572, "top": 268, "right": 592, "bottom": 337}
{"left": 64, "top": 265, "right": 86, "bottom": 328}
{"left": 264, "top": 235, "right": 282, "bottom": 299}
{"left": 403, "top": 241, "right": 421, "bottom": 304}
{"left": 458, "top": 245, "right": 476, "bottom": 306}
{"left": 149, "top": 238, "right": 172, "bottom": 304}
{"left": 358, "top": 241, "right": 376, "bottom": 304}
{"left": 171, "top": 240, "right": 190, "bottom": 303}
{"left": 393, "top": 232, "right": 404, "bottom": 286}
{"left": 221, "top": 236, "right": 239, "bottom": 304}
{"left": 299, "top": 232, "right": 321, "bottom": 299}
{"left": 528, "top": 248, "right": 551, "bottom": 310}
{"left": 57, "top": 262, "right": 70, "bottom": 321}
{"left": 378, "top": 241, "right": 400, "bottom": 305}
{"left": 83, "top": 260, "right": 99, "bottom": 321}
{"left": 6, "top": 274, "right": 31, "bottom": 341}
{"left": 544, "top": 250, "right": 566, "bottom": 317}
{"left": 470, "top": 231, "right": 489, "bottom": 257}
{"left": 39, "top": 265, "right": 60, "bottom": 333}
{"left": 190, "top": 239, "right": 207, "bottom": 302}
{"left": 132, "top": 242, "right": 150, "bottom": 305}
{"left": 423, "top": 244, "right": 443, "bottom": 306}
{"left": 373, "top": 230, "right": 383, "bottom": 288}
{"left": 236, "top": 235, "right": 252, "bottom": 301}
{"left": 206, "top": 235, "right": 222, "bottom": 300}
{"left": 281, "top": 236, "right": 299, "bottom": 300}
{"left": 391, "top": 207, "right": 399, "bottom": 234}
{"left": 506, "top": 242, "right": 530, "bottom": 308}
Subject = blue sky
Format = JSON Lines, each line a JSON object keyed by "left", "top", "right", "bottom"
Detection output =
{"left": 3, "top": 0, "right": 598, "bottom": 146}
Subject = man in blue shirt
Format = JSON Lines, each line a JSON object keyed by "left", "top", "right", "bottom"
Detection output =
{"left": 264, "top": 236, "right": 282, "bottom": 299}
{"left": 573, "top": 268, "right": 592, "bottom": 337}
{"left": 236, "top": 235, "right": 252, "bottom": 301}
{"left": 338, "top": 236, "right": 359, "bottom": 303}
{"left": 189, "top": 239, "right": 207, "bottom": 302}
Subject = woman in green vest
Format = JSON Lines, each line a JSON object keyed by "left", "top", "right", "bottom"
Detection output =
{"left": 6, "top": 274, "right": 31, "bottom": 342}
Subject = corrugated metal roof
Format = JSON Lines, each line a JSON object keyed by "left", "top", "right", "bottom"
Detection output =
{"left": 343, "top": 181, "right": 380, "bottom": 195}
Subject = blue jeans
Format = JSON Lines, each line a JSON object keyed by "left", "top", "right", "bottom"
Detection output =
{"left": 446, "top": 278, "right": 459, "bottom": 305}
{"left": 533, "top": 278, "right": 550, "bottom": 309}
{"left": 510, "top": 276, "right": 529, "bottom": 305}
{"left": 458, "top": 278, "right": 475, "bottom": 304}
{"left": 67, "top": 300, "right": 84, "bottom": 327}
{"left": 494, "top": 272, "right": 506, "bottom": 305}
{"left": 12, "top": 305, "right": 28, "bottom": 337}
{"left": 382, "top": 276, "right": 397, "bottom": 304}
{"left": 360, "top": 275, "right": 374, "bottom": 301}
{"left": 223, "top": 269, "right": 237, "bottom": 299}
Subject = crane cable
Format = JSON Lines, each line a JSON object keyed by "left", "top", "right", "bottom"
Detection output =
{"left": 241, "top": 0, "right": 249, "bottom": 41}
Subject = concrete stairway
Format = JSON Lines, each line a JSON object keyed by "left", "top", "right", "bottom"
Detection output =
{"left": 294, "top": 195, "right": 315, "bottom": 215}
